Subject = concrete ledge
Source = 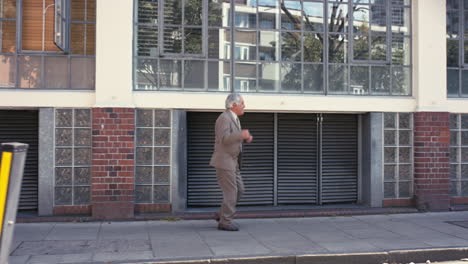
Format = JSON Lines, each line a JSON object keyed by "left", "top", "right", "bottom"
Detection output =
{"left": 296, "top": 253, "right": 389, "bottom": 264}
{"left": 389, "top": 248, "right": 468, "bottom": 264}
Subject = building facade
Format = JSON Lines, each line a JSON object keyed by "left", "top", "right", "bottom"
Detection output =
{"left": 0, "top": 0, "right": 466, "bottom": 219}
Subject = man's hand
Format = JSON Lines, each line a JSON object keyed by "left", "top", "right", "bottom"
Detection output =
{"left": 246, "top": 135, "right": 253, "bottom": 143}
{"left": 242, "top": 129, "right": 253, "bottom": 143}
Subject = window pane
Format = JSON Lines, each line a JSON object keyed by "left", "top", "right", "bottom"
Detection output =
{"left": 462, "top": 70, "right": 468, "bottom": 96}
{"left": 328, "top": 64, "right": 348, "bottom": 94}
{"left": 371, "top": 5, "right": 387, "bottom": 34}
{"left": 353, "top": 35, "right": 369, "bottom": 60}
{"left": 258, "top": 62, "right": 280, "bottom": 92}
{"left": 234, "top": 30, "right": 257, "bottom": 60}
{"left": 163, "top": 27, "right": 182, "bottom": 53}
{"left": 138, "top": 0, "right": 158, "bottom": 24}
{"left": 353, "top": 5, "right": 369, "bottom": 34}
{"left": 0, "top": 55, "right": 15, "bottom": 88}
{"left": 462, "top": 131, "right": 468, "bottom": 146}
{"left": 208, "top": 0, "right": 229, "bottom": 27}
{"left": 0, "top": 21, "right": 16, "bottom": 53}
{"left": 447, "top": 0, "right": 460, "bottom": 10}
{"left": 185, "top": 0, "right": 203, "bottom": 26}
{"left": 235, "top": 62, "right": 256, "bottom": 92}
{"left": 281, "top": 31, "right": 301, "bottom": 61}
{"left": 304, "top": 33, "right": 323, "bottom": 62}
{"left": 184, "top": 60, "right": 204, "bottom": 90}
{"left": 391, "top": 7, "right": 410, "bottom": 35}
{"left": 329, "top": 34, "right": 347, "bottom": 63}
{"left": 0, "top": 0, "right": 16, "bottom": 18}
{"left": 71, "top": 23, "right": 95, "bottom": 55}
{"left": 464, "top": 41, "right": 468, "bottom": 65}
{"left": 450, "top": 114, "right": 459, "bottom": 129}
{"left": 281, "top": 63, "right": 301, "bottom": 92}
{"left": 384, "top": 165, "right": 395, "bottom": 180}
{"left": 384, "top": 182, "right": 395, "bottom": 198}
{"left": 209, "top": 29, "right": 230, "bottom": 59}
{"left": 399, "top": 130, "right": 411, "bottom": 146}
{"left": 384, "top": 130, "right": 396, "bottom": 145}
{"left": 371, "top": 65, "right": 390, "bottom": 94}
{"left": 281, "top": 0, "right": 302, "bottom": 30}
{"left": 392, "top": 67, "right": 410, "bottom": 95}
{"left": 184, "top": 28, "right": 202, "bottom": 54}
{"left": 303, "top": 64, "right": 324, "bottom": 93}
{"left": 447, "top": 69, "right": 460, "bottom": 96}
{"left": 45, "top": 56, "right": 68, "bottom": 89}
{"left": 235, "top": 1, "right": 257, "bottom": 29}
{"left": 371, "top": 35, "right": 386, "bottom": 61}
{"left": 446, "top": 11, "right": 459, "bottom": 38}
{"left": 18, "top": 56, "right": 42, "bottom": 88}
{"left": 392, "top": 35, "right": 410, "bottom": 65}
{"left": 136, "top": 59, "right": 157, "bottom": 90}
{"left": 384, "top": 113, "right": 396, "bottom": 128}
{"left": 328, "top": 3, "right": 349, "bottom": 33}
{"left": 350, "top": 65, "right": 369, "bottom": 95}
{"left": 164, "top": 0, "right": 182, "bottom": 25}
{"left": 70, "top": 57, "right": 95, "bottom": 89}
{"left": 138, "top": 25, "right": 158, "bottom": 57}
{"left": 259, "top": 1, "right": 278, "bottom": 30}
{"left": 465, "top": 11, "right": 468, "bottom": 38}
{"left": 208, "top": 61, "right": 230, "bottom": 91}
{"left": 259, "top": 31, "right": 279, "bottom": 61}
{"left": 303, "top": 2, "right": 324, "bottom": 32}
{"left": 159, "top": 60, "right": 181, "bottom": 89}
{"left": 399, "top": 165, "right": 411, "bottom": 180}
{"left": 399, "top": 182, "right": 410, "bottom": 197}
{"left": 384, "top": 147, "right": 396, "bottom": 162}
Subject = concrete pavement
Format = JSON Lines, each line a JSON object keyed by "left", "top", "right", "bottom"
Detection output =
{"left": 7, "top": 211, "right": 468, "bottom": 264}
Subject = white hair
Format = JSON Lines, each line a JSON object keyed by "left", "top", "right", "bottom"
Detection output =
{"left": 225, "top": 93, "right": 242, "bottom": 109}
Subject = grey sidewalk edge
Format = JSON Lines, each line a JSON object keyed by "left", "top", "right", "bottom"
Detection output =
{"left": 132, "top": 247, "right": 468, "bottom": 264}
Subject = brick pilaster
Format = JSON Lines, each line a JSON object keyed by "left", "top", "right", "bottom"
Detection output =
{"left": 92, "top": 108, "right": 135, "bottom": 219}
{"left": 413, "top": 112, "right": 450, "bottom": 211}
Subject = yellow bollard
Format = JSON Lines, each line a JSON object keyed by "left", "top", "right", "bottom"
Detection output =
{"left": 0, "top": 151, "right": 13, "bottom": 237}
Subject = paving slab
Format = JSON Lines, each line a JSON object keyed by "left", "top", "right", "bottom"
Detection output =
{"left": 12, "top": 223, "right": 55, "bottom": 242}
{"left": 27, "top": 253, "right": 93, "bottom": 264}
{"left": 99, "top": 221, "right": 149, "bottom": 240}
{"left": 8, "top": 255, "right": 30, "bottom": 264}
{"left": 150, "top": 227, "right": 213, "bottom": 259}
{"left": 93, "top": 250, "right": 154, "bottom": 262}
{"left": 45, "top": 222, "right": 101, "bottom": 241}
{"left": 11, "top": 240, "right": 95, "bottom": 256}
{"left": 95, "top": 239, "right": 152, "bottom": 253}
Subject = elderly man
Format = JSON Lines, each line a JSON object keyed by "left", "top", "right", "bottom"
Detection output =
{"left": 210, "top": 93, "right": 253, "bottom": 231}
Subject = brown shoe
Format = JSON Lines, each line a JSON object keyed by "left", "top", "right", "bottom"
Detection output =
{"left": 218, "top": 223, "right": 239, "bottom": 231}
{"left": 214, "top": 213, "right": 220, "bottom": 222}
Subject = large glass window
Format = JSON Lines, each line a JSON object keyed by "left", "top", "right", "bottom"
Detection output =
{"left": 135, "top": 0, "right": 411, "bottom": 95}
{"left": 447, "top": 0, "right": 468, "bottom": 97}
{"left": 0, "top": 0, "right": 96, "bottom": 89}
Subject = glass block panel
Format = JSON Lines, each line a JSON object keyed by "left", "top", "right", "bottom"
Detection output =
{"left": 384, "top": 165, "right": 396, "bottom": 180}
{"left": 399, "top": 165, "right": 411, "bottom": 180}
{"left": 384, "top": 182, "right": 396, "bottom": 198}
{"left": 184, "top": 60, "right": 204, "bottom": 89}
{"left": 74, "top": 128, "right": 91, "bottom": 146}
{"left": 56, "top": 109, "right": 73, "bottom": 127}
{"left": 462, "top": 131, "right": 468, "bottom": 145}
{"left": 258, "top": 62, "right": 280, "bottom": 92}
{"left": 384, "top": 147, "right": 397, "bottom": 163}
{"left": 451, "top": 164, "right": 459, "bottom": 180}
{"left": 137, "top": 128, "right": 153, "bottom": 146}
{"left": 160, "top": 60, "right": 182, "bottom": 89}
{"left": 137, "top": 109, "right": 153, "bottom": 127}
{"left": 0, "top": 55, "right": 16, "bottom": 88}
{"left": 154, "top": 129, "right": 170, "bottom": 146}
{"left": 399, "top": 181, "right": 410, "bottom": 197}
{"left": 154, "top": 185, "right": 170, "bottom": 201}
{"left": 399, "top": 130, "right": 411, "bottom": 146}
{"left": 136, "top": 166, "right": 152, "bottom": 184}
{"left": 55, "top": 167, "right": 72, "bottom": 186}
{"left": 462, "top": 114, "right": 468, "bottom": 129}
{"left": 154, "top": 166, "right": 170, "bottom": 183}
{"left": 462, "top": 164, "right": 468, "bottom": 179}
{"left": 462, "top": 181, "right": 468, "bottom": 196}
{"left": 451, "top": 181, "right": 458, "bottom": 196}
{"left": 70, "top": 57, "right": 95, "bottom": 89}
{"left": 384, "top": 113, "right": 396, "bottom": 128}
{"left": 303, "top": 64, "right": 324, "bottom": 93}
{"left": 451, "top": 147, "right": 459, "bottom": 163}
{"left": 462, "top": 147, "right": 468, "bottom": 162}
{"left": 281, "top": 63, "right": 301, "bottom": 92}
{"left": 74, "top": 109, "right": 91, "bottom": 127}
{"left": 135, "top": 185, "right": 152, "bottom": 202}
{"left": 56, "top": 128, "right": 73, "bottom": 146}
{"left": 399, "top": 113, "right": 411, "bottom": 128}
{"left": 56, "top": 148, "right": 73, "bottom": 166}
{"left": 55, "top": 187, "right": 72, "bottom": 205}
{"left": 74, "top": 187, "right": 90, "bottom": 204}
{"left": 384, "top": 130, "right": 396, "bottom": 145}
{"left": 75, "top": 148, "right": 91, "bottom": 165}
{"left": 350, "top": 66, "right": 369, "bottom": 95}
{"left": 399, "top": 147, "right": 411, "bottom": 163}
{"left": 136, "top": 147, "right": 153, "bottom": 165}
{"left": 154, "top": 110, "right": 171, "bottom": 127}
{"left": 154, "top": 147, "right": 170, "bottom": 164}
{"left": 74, "top": 167, "right": 91, "bottom": 185}
{"left": 450, "top": 114, "right": 459, "bottom": 129}
{"left": 451, "top": 131, "right": 459, "bottom": 146}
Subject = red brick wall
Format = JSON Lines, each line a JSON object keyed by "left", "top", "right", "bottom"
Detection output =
{"left": 383, "top": 198, "right": 414, "bottom": 207}
{"left": 92, "top": 108, "right": 135, "bottom": 219}
{"left": 413, "top": 112, "right": 450, "bottom": 211}
{"left": 54, "top": 205, "right": 92, "bottom": 215}
{"left": 135, "top": 203, "right": 171, "bottom": 213}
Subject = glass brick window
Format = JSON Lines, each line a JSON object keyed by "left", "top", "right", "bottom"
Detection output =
{"left": 54, "top": 109, "right": 92, "bottom": 206}
{"left": 383, "top": 112, "right": 413, "bottom": 199}
{"left": 0, "top": 0, "right": 96, "bottom": 89}
{"left": 447, "top": 0, "right": 468, "bottom": 97}
{"left": 135, "top": 0, "right": 412, "bottom": 95}
{"left": 135, "top": 109, "right": 171, "bottom": 204}
{"left": 450, "top": 114, "right": 468, "bottom": 197}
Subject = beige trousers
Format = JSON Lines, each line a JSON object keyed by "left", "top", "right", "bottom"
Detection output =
{"left": 216, "top": 167, "right": 244, "bottom": 225}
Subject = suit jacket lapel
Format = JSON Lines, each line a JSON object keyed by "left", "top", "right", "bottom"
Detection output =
{"left": 226, "top": 110, "right": 241, "bottom": 130}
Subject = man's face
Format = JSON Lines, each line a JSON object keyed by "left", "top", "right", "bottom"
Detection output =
{"left": 231, "top": 96, "right": 245, "bottom": 116}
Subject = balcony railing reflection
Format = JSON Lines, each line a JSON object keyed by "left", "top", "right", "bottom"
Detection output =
{"left": 0, "top": 54, "right": 95, "bottom": 89}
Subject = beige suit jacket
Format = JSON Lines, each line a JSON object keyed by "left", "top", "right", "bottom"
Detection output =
{"left": 209, "top": 110, "right": 243, "bottom": 170}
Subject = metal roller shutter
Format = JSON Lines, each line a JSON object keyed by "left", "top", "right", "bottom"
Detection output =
{"left": 187, "top": 112, "right": 275, "bottom": 207}
{"left": 277, "top": 114, "right": 318, "bottom": 205}
{"left": 321, "top": 114, "right": 358, "bottom": 204}
{"left": 0, "top": 110, "right": 39, "bottom": 211}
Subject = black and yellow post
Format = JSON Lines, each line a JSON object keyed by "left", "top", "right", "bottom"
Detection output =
{"left": 0, "top": 143, "right": 28, "bottom": 264}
